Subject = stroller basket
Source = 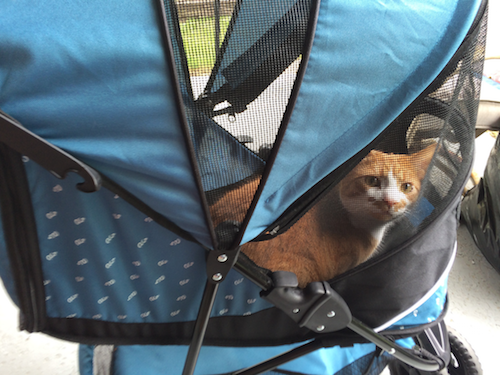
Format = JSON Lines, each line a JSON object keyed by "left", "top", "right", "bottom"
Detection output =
{"left": 0, "top": 0, "right": 487, "bottom": 374}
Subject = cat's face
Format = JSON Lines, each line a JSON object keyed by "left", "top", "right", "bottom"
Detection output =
{"left": 339, "top": 144, "right": 436, "bottom": 224}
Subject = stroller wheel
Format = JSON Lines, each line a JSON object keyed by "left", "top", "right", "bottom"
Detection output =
{"left": 387, "top": 328, "right": 481, "bottom": 375}
{"left": 446, "top": 328, "right": 482, "bottom": 375}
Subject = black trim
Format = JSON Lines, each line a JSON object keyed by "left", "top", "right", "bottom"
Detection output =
{"left": 40, "top": 298, "right": 448, "bottom": 349}
{"left": 0, "top": 145, "right": 46, "bottom": 332}
{"left": 37, "top": 202, "right": 456, "bottom": 348}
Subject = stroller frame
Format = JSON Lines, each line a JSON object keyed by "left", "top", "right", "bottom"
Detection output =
{"left": 0, "top": 0, "right": 488, "bottom": 374}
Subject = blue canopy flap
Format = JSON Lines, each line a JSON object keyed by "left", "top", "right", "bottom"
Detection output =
{"left": 242, "top": 0, "right": 483, "bottom": 243}
{"left": 0, "top": 1, "right": 214, "bottom": 247}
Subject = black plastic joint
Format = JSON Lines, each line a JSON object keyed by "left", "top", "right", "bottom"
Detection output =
{"left": 261, "top": 271, "right": 352, "bottom": 333}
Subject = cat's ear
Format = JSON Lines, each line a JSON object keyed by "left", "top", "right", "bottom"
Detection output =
{"left": 411, "top": 143, "right": 438, "bottom": 179}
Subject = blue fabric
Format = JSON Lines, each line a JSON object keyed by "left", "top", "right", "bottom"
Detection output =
{"left": 0, "top": 1, "right": 212, "bottom": 248}
{"left": 243, "top": 0, "right": 482, "bottom": 243}
{"left": 24, "top": 161, "right": 271, "bottom": 323}
{"left": 0, "top": 0, "right": 482, "bottom": 247}
{"left": 78, "top": 345, "right": 94, "bottom": 375}
{"left": 79, "top": 285, "right": 444, "bottom": 374}
{"left": 110, "top": 342, "right": 379, "bottom": 375}
{"left": 103, "top": 336, "right": 415, "bottom": 375}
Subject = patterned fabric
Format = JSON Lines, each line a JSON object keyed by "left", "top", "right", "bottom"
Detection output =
{"left": 24, "top": 158, "right": 271, "bottom": 323}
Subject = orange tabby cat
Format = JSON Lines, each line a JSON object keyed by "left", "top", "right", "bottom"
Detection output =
{"left": 210, "top": 144, "right": 437, "bottom": 287}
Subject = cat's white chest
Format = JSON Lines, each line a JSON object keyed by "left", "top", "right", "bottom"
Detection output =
{"left": 369, "top": 225, "right": 388, "bottom": 244}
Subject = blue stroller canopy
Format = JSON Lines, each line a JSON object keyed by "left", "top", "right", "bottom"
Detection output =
{"left": 0, "top": 0, "right": 487, "bottom": 374}
{"left": 0, "top": 0, "right": 482, "bottom": 250}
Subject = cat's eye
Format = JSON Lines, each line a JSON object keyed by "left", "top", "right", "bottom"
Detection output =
{"left": 364, "top": 176, "right": 380, "bottom": 187}
{"left": 401, "top": 183, "right": 413, "bottom": 193}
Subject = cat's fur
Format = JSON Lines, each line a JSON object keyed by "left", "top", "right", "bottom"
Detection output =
{"left": 210, "top": 144, "right": 437, "bottom": 287}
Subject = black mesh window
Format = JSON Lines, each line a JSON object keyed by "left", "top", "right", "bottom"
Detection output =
{"left": 162, "top": 0, "right": 486, "bottom": 278}
{"left": 376, "top": 8, "right": 486, "bottom": 252}
{"left": 238, "top": 5, "right": 486, "bottom": 286}
{"left": 164, "top": 0, "right": 314, "bottom": 249}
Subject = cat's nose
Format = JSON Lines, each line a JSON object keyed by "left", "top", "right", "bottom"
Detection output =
{"left": 383, "top": 198, "right": 398, "bottom": 208}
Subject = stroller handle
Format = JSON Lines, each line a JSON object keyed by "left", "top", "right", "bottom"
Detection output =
{"left": 0, "top": 110, "right": 101, "bottom": 193}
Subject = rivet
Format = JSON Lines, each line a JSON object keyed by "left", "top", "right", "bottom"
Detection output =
{"left": 292, "top": 308, "right": 300, "bottom": 314}
{"left": 212, "top": 273, "right": 223, "bottom": 282}
{"left": 217, "top": 254, "right": 228, "bottom": 263}
{"left": 327, "top": 311, "right": 336, "bottom": 318}
{"left": 388, "top": 348, "right": 396, "bottom": 355}
{"left": 316, "top": 325, "right": 325, "bottom": 332}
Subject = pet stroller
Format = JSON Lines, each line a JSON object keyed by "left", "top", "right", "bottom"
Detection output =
{"left": 0, "top": 0, "right": 487, "bottom": 374}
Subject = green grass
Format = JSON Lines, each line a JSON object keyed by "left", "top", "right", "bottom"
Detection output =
{"left": 180, "top": 16, "right": 231, "bottom": 75}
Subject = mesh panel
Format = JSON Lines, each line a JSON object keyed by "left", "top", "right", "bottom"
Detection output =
{"left": 175, "top": 0, "right": 236, "bottom": 78}
{"left": 375, "top": 7, "right": 486, "bottom": 253}
{"left": 165, "top": 0, "right": 313, "bottom": 249}
{"left": 235, "top": 6, "right": 486, "bottom": 286}
{"left": 164, "top": 0, "right": 485, "bottom": 267}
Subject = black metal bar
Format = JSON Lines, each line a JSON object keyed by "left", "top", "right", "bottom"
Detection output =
{"left": 347, "top": 318, "right": 441, "bottom": 372}
{"left": 232, "top": 340, "right": 323, "bottom": 375}
{"left": 234, "top": 256, "right": 442, "bottom": 372}
{"left": 0, "top": 110, "right": 101, "bottom": 193}
{"left": 182, "top": 281, "right": 220, "bottom": 375}
{"left": 233, "top": 256, "right": 273, "bottom": 292}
